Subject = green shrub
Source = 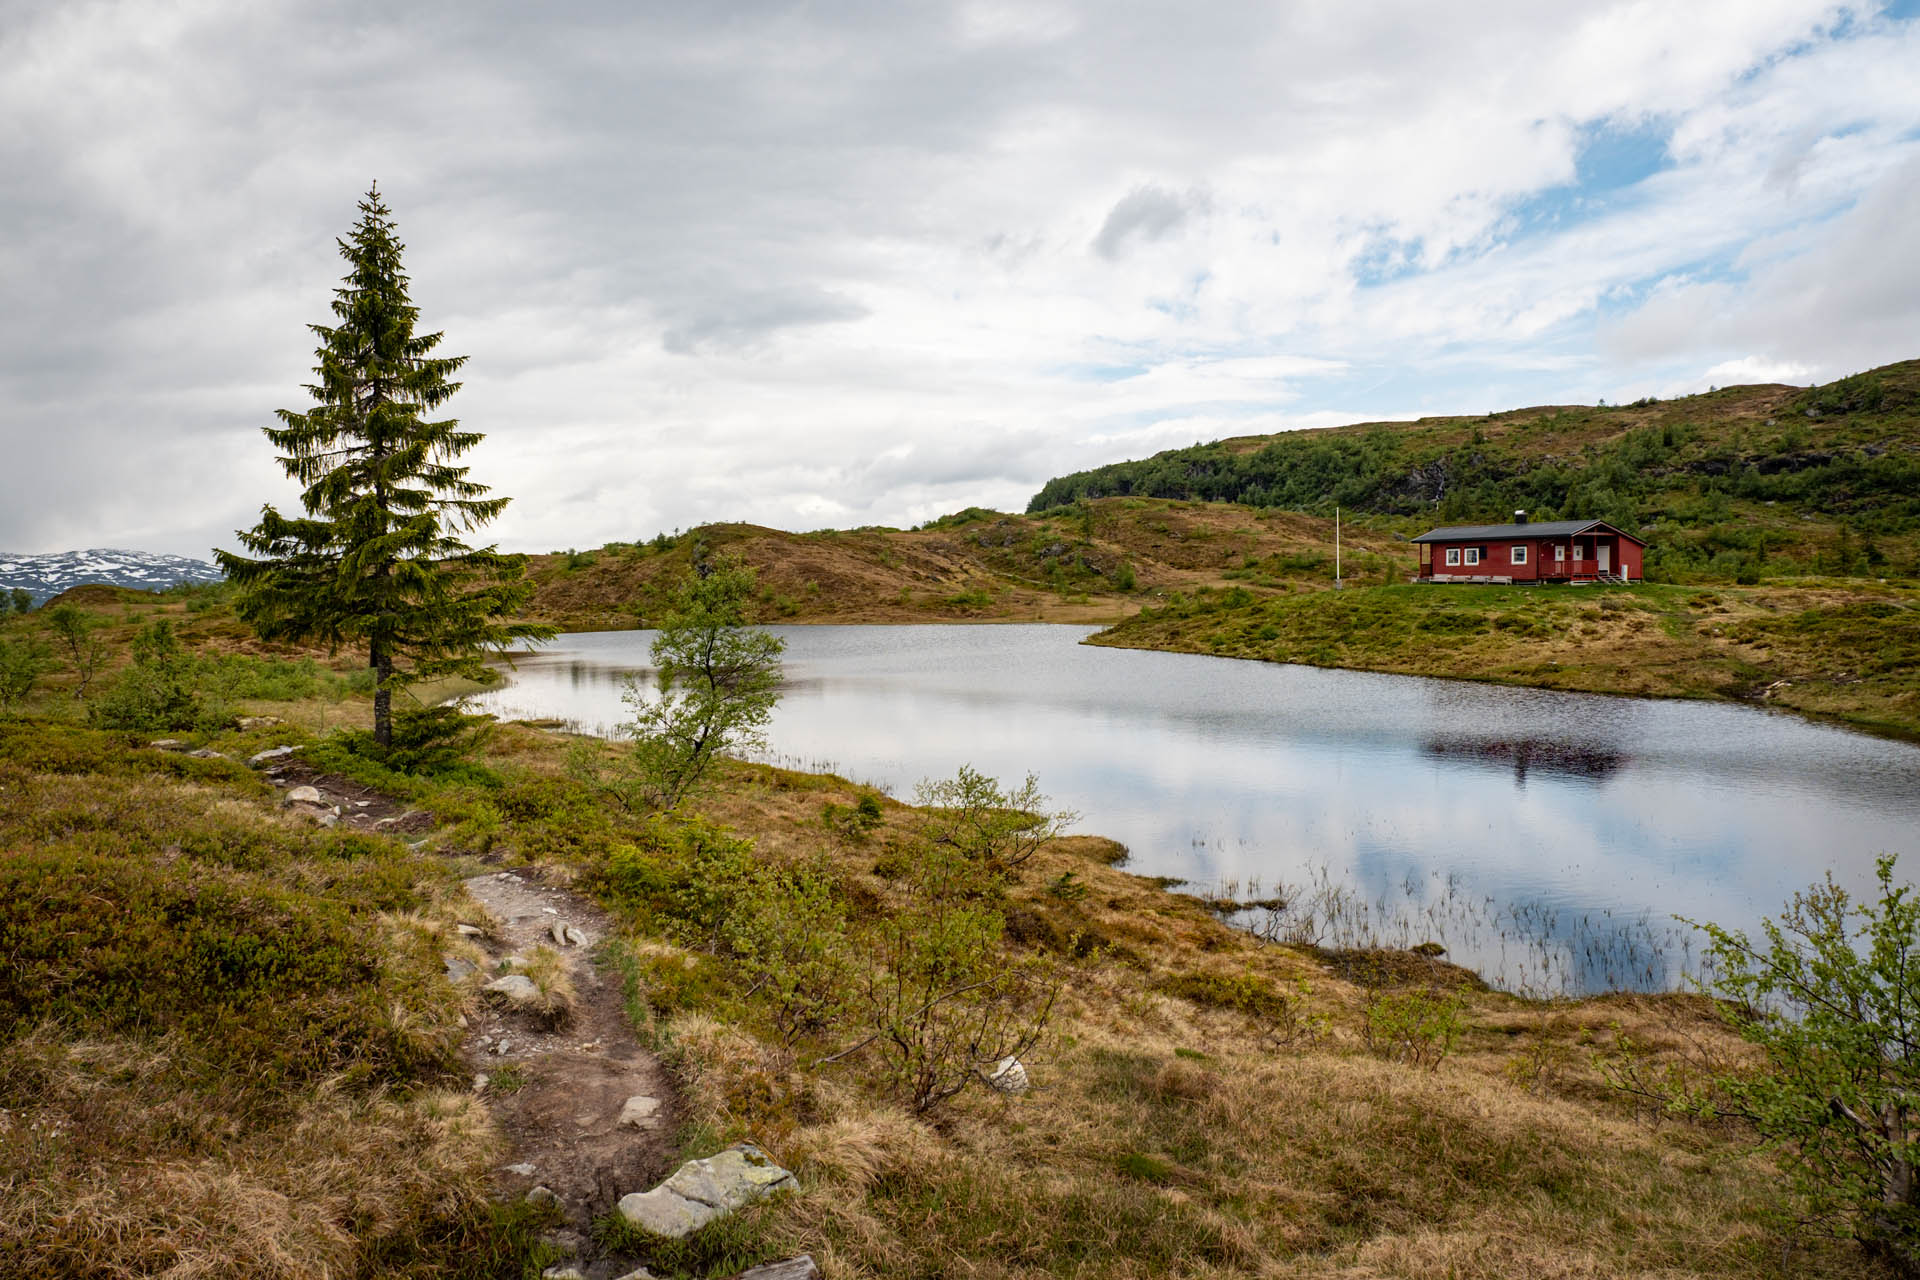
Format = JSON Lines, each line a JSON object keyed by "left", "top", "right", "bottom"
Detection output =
{"left": 1691, "top": 855, "right": 1920, "bottom": 1266}
{"left": 88, "top": 619, "right": 217, "bottom": 732}
{"left": 1364, "top": 987, "right": 1465, "bottom": 1069}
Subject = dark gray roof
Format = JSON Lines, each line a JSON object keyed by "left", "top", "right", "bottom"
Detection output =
{"left": 1411, "top": 519, "right": 1643, "bottom": 544}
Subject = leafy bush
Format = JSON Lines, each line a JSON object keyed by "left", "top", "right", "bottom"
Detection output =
{"left": 913, "top": 764, "right": 1075, "bottom": 875}
{"left": 1692, "top": 855, "right": 1920, "bottom": 1266}
{"left": 0, "top": 634, "right": 49, "bottom": 714}
{"left": 1363, "top": 987, "right": 1465, "bottom": 1069}
{"left": 88, "top": 618, "right": 217, "bottom": 732}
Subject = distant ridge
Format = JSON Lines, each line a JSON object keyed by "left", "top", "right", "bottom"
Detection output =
{"left": 0, "top": 548, "right": 224, "bottom": 605}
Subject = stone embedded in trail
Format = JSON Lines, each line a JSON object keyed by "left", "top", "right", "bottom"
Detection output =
{"left": 445, "top": 957, "right": 476, "bottom": 983}
{"left": 286, "top": 785, "right": 322, "bottom": 804}
{"left": 502, "top": 1162, "right": 537, "bottom": 1176}
{"left": 455, "top": 923, "right": 485, "bottom": 937}
{"left": 485, "top": 974, "right": 540, "bottom": 1006}
{"left": 727, "top": 1257, "right": 820, "bottom": 1280}
{"left": 248, "top": 745, "right": 298, "bottom": 767}
{"left": 617, "top": 1094, "right": 660, "bottom": 1129}
{"left": 187, "top": 748, "right": 226, "bottom": 760}
{"left": 616, "top": 1143, "right": 796, "bottom": 1238}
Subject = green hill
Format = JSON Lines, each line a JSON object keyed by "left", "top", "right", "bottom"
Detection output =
{"left": 1029, "top": 361, "right": 1920, "bottom": 580}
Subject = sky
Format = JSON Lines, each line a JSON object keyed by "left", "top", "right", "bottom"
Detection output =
{"left": 3, "top": 0, "right": 1919, "bottom": 559}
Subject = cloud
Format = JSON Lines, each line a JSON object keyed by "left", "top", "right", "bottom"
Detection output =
{"left": 1092, "top": 185, "right": 1198, "bottom": 260}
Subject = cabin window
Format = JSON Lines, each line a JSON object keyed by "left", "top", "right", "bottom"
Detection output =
{"left": 1445, "top": 547, "right": 1460, "bottom": 566}
{"left": 1463, "top": 548, "right": 1480, "bottom": 566}
{"left": 1555, "top": 545, "right": 1566, "bottom": 562}
{"left": 1511, "top": 545, "right": 1528, "bottom": 565}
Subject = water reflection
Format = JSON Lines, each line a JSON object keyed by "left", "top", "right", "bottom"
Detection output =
{"left": 469, "top": 624, "right": 1920, "bottom": 995}
{"left": 1421, "top": 736, "right": 1630, "bottom": 786}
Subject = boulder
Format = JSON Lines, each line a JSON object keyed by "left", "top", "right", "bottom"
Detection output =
{"left": 248, "top": 745, "right": 299, "bottom": 767}
{"left": 616, "top": 1143, "right": 796, "bottom": 1239}
{"left": 286, "top": 785, "right": 322, "bottom": 804}
{"left": 485, "top": 974, "right": 540, "bottom": 1006}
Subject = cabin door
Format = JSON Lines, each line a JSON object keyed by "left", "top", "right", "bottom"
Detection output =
{"left": 1598, "top": 545, "right": 1611, "bottom": 573}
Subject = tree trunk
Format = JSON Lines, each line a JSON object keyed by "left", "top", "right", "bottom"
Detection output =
{"left": 372, "top": 638, "right": 393, "bottom": 748}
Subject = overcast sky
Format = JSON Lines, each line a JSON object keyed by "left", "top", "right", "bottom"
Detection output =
{"left": 4, "top": 0, "right": 1918, "bottom": 558}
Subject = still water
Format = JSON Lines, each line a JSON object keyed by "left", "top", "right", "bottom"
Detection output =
{"left": 468, "top": 624, "right": 1920, "bottom": 995}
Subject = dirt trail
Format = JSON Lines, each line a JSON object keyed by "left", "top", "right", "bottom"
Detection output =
{"left": 459, "top": 868, "right": 677, "bottom": 1230}
{"left": 255, "top": 764, "right": 678, "bottom": 1269}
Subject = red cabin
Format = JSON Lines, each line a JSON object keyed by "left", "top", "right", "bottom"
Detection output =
{"left": 1411, "top": 517, "right": 1644, "bottom": 584}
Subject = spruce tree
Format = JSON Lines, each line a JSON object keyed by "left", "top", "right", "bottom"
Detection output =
{"left": 217, "top": 185, "right": 551, "bottom": 747}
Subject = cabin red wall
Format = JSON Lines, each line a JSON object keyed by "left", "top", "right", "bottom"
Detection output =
{"left": 1425, "top": 534, "right": 1644, "bottom": 580}
{"left": 1428, "top": 539, "right": 1541, "bottom": 580}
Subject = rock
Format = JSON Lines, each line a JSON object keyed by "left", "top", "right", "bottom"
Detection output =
{"left": 187, "top": 748, "right": 226, "bottom": 760}
{"left": 617, "top": 1094, "right": 661, "bottom": 1128}
{"left": 565, "top": 924, "right": 587, "bottom": 946}
{"left": 616, "top": 1143, "right": 796, "bottom": 1239}
{"left": 455, "top": 923, "right": 485, "bottom": 937}
{"left": 248, "top": 745, "right": 298, "bottom": 767}
{"left": 445, "top": 957, "right": 476, "bottom": 983}
{"left": 315, "top": 813, "right": 338, "bottom": 828}
{"left": 550, "top": 919, "right": 573, "bottom": 946}
{"left": 485, "top": 974, "right": 540, "bottom": 1006}
{"left": 237, "top": 715, "right": 284, "bottom": 731}
{"left": 540, "top": 1266, "right": 585, "bottom": 1280}
{"left": 473, "top": 1072, "right": 489, "bottom": 1092}
{"left": 502, "top": 1162, "right": 537, "bottom": 1176}
{"left": 610, "top": 1269, "right": 660, "bottom": 1280}
{"left": 494, "top": 1040, "right": 512, "bottom": 1056}
{"left": 541, "top": 1228, "right": 588, "bottom": 1258}
{"left": 527, "top": 1185, "right": 562, "bottom": 1209}
{"left": 149, "top": 739, "right": 187, "bottom": 751}
{"left": 286, "top": 785, "right": 322, "bottom": 804}
{"left": 985, "top": 1056, "right": 1030, "bottom": 1094}
{"left": 727, "top": 1257, "right": 820, "bottom": 1280}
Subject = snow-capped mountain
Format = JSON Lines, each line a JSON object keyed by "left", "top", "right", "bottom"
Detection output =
{"left": 0, "top": 548, "right": 225, "bottom": 605}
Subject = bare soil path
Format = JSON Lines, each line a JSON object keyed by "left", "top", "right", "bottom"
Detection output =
{"left": 460, "top": 868, "right": 678, "bottom": 1230}
{"left": 252, "top": 760, "right": 679, "bottom": 1274}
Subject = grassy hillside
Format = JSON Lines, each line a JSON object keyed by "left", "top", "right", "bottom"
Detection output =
{"left": 1091, "top": 579, "right": 1920, "bottom": 742}
{"left": 1029, "top": 360, "right": 1920, "bottom": 581}
{"left": 519, "top": 503, "right": 1410, "bottom": 632}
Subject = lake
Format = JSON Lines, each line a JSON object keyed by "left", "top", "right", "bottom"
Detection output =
{"left": 467, "top": 624, "right": 1920, "bottom": 994}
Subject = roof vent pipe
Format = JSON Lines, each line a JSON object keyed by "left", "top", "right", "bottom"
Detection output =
{"left": 1514, "top": 509, "right": 1528, "bottom": 524}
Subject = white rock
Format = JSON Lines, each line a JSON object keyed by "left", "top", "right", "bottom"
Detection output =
{"left": 564, "top": 924, "right": 588, "bottom": 946}
{"left": 617, "top": 1095, "right": 661, "bottom": 1128}
{"left": 237, "top": 715, "right": 284, "bottom": 731}
{"left": 549, "top": 920, "right": 572, "bottom": 946}
{"left": 248, "top": 745, "right": 298, "bottom": 766}
{"left": 494, "top": 1039, "right": 512, "bottom": 1055}
{"left": 149, "top": 739, "right": 186, "bottom": 751}
{"left": 616, "top": 1143, "right": 796, "bottom": 1239}
{"left": 527, "top": 1185, "right": 562, "bottom": 1209}
{"left": 985, "top": 1056, "right": 1030, "bottom": 1094}
{"left": 502, "top": 1162, "right": 537, "bottom": 1176}
{"left": 187, "top": 748, "right": 226, "bottom": 760}
{"left": 542, "top": 907, "right": 558, "bottom": 915}
{"left": 455, "top": 923, "right": 484, "bottom": 937}
{"left": 316, "top": 813, "right": 338, "bottom": 828}
{"left": 541, "top": 1268, "right": 585, "bottom": 1280}
{"left": 610, "top": 1269, "right": 660, "bottom": 1280}
{"left": 286, "top": 785, "right": 322, "bottom": 804}
{"left": 731, "top": 1257, "right": 820, "bottom": 1280}
{"left": 473, "top": 1073, "right": 489, "bottom": 1092}
{"left": 485, "top": 974, "right": 540, "bottom": 1006}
